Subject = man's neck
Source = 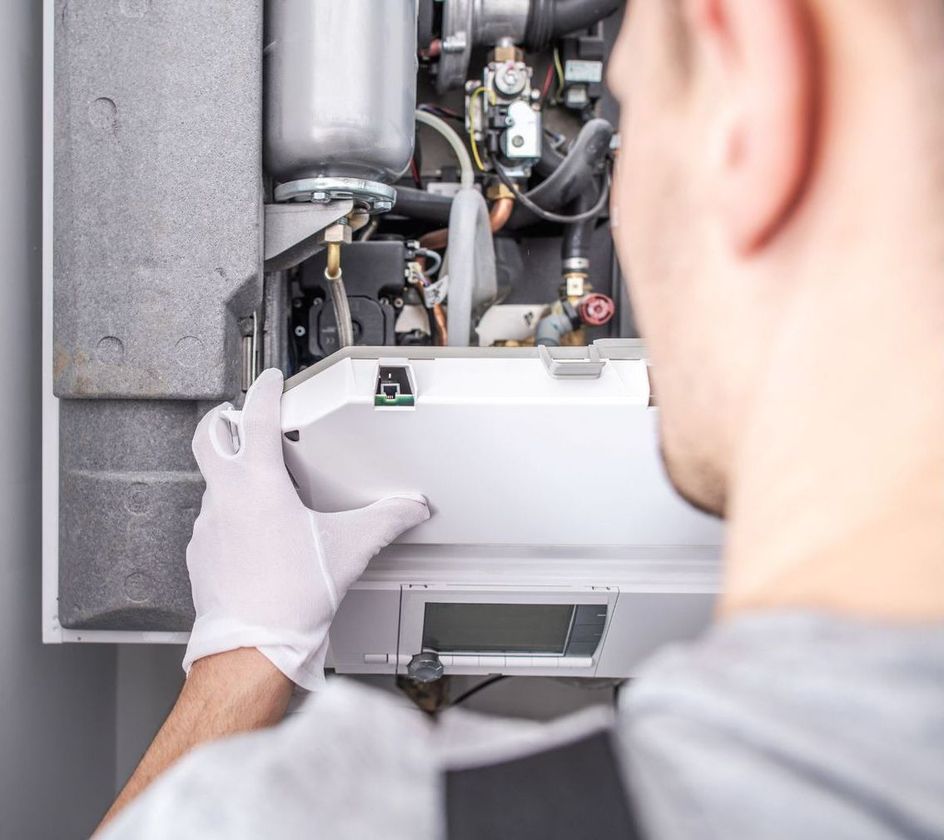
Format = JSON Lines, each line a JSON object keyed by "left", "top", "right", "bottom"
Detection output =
{"left": 721, "top": 269, "right": 944, "bottom": 621}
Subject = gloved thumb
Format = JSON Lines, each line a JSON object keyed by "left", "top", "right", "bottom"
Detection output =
{"left": 316, "top": 495, "right": 430, "bottom": 600}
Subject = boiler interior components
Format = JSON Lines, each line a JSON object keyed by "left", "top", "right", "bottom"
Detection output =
{"left": 48, "top": 0, "right": 660, "bottom": 646}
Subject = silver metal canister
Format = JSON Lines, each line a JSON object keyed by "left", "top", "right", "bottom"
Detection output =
{"left": 265, "top": 0, "right": 418, "bottom": 189}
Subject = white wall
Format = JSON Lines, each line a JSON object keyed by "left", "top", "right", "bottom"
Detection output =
{"left": 0, "top": 2, "right": 117, "bottom": 837}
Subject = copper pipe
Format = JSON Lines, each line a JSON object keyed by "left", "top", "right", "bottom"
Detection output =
{"left": 488, "top": 196, "right": 514, "bottom": 233}
{"left": 419, "top": 227, "right": 448, "bottom": 251}
{"left": 418, "top": 197, "right": 515, "bottom": 253}
{"left": 431, "top": 303, "right": 448, "bottom": 346}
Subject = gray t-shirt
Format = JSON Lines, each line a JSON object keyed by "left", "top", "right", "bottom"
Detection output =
{"left": 101, "top": 613, "right": 944, "bottom": 839}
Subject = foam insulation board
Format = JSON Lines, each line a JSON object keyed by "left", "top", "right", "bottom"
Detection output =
{"left": 53, "top": 0, "right": 263, "bottom": 629}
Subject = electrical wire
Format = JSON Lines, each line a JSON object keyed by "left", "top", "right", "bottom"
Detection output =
{"left": 540, "top": 61, "right": 556, "bottom": 104}
{"left": 414, "top": 247, "right": 442, "bottom": 275}
{"left": 450, "top": 675, "right": 507, "bottom": 707}
{"left": 409, "top": 157, "right": 423, "bottom": 189}
{"left": 415, "top": 108, "right": 475, "bottom": 189}
{"left": 467, "top": 86, "right": 495, "bottom": 173}
{"left": 553, "top": 47, "right": 565, "bottom": 98}
{"left": 490, "top": 154, "right": 612, "bottom": 224}
{"left": 417, "top": 103, "right": 463, "bottom": 121}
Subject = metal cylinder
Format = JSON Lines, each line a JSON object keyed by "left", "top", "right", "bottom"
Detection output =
{"left": 265, "top": 0, "right": 418, "bottom": 185}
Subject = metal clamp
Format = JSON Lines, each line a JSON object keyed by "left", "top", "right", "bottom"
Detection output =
{"left": 274, "top": 177, "right": 397, "bottom": 214}
{"left": 538, "top": 344, "right": 606, "bottom": 379}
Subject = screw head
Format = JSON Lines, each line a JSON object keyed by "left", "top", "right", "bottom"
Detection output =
{"left": 511, "top": 135, "right": 525, "bottom": 148}
{"left": 374, "top": 200, "right": 393, "bottom": 212}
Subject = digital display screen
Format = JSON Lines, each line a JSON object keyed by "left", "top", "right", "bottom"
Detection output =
{"left": 422, "top": 603, "right": 575, "bottom": 655}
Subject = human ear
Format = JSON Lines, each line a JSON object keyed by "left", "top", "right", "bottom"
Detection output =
{"left": 688, "top": 0, "right": 816, "bottom": 251}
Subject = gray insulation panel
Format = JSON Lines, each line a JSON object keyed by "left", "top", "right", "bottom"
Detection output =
{"left": 55, "top": 0, "right": 263, "bottom": 629}
{"left": 59, "top": 400, "right": 205, "bottom": 630}
{"left": 53, "top": 0, "right": 262, "bottom": 400}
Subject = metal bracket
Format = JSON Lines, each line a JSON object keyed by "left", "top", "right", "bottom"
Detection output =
{"left": 538, "top": 344, "right": 606, "bottom": 379}
{"left": 263, "top": 199, "right": 354, "bottom": 272}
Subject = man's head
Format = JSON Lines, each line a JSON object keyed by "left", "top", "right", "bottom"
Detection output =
{"left": 607, "top": 0, "right": 944, "bottom": 517}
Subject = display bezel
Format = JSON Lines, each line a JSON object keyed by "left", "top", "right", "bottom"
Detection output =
{"left": 421, "top": 602, "right": 577, "bottom": 656}
{"left": 397, "top": 585, "right": 616, "bottom": 673}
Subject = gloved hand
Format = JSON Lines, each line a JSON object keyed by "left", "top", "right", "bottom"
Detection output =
{"left": 182, "top": 368, "right": 429, "bottom": 690}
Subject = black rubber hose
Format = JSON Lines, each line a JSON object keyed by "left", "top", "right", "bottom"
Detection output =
{"left": 392, "top": 186, "right": 454, "bottom": 225}
{"left": 534, "top": 141, "right": 565, "bottom": 178}
{"left": 562, "top": 191, "right": 596, "bottom": 264}
{"left": 526, "top": 0, "right": 623, "bottom": 50}
{"left": 506, "top": 117, "right": 613, "bottom": 229}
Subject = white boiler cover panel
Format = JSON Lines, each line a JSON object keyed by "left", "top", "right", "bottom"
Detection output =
{"left": 280, "top": 348, "right": 722, "bottom": 549}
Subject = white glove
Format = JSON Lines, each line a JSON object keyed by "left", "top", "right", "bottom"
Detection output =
{"left": 182, "top": 368, "right": 429, "bottom": 690}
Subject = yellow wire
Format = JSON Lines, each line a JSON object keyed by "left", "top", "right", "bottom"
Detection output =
{"left": 553, "top": 47, "right": 565, "bottom": 98}
{"left": 468, "top": 86, "right": 495, "bottom": 172}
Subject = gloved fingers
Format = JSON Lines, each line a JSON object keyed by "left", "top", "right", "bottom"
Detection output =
{"left": 191, "top": 402, "right": 236, "bottom": 475}
{"left": 319, "top": 495, "right": 430, "bottom": 596}
{"left": 239, "top": 368, "right": 286, "bottom": 465}
{"left": 353, "top": 495, "right": 431, "bottom": 547}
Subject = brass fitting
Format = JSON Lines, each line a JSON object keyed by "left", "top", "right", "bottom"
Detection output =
{"left": 563, "top": 272, "right": 589, "bottom": 299}
{"left": 491, "top": 44, "right": 523, "bottom": 63}
{"left": 322, "top": 221, "right": 352, "bottom": 245}
{"left": 322, "top": 220, "right": 351, "bottom": 281}
{"left": 485, "top": 181, "right": 516, "bottom": 201}
{"left": 325, "top": 243, "right": 342, "bottom": 280}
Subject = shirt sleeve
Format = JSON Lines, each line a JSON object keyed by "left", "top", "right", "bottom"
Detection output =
{"left": 99, "top": 680, "right": 444, "bottom": 840}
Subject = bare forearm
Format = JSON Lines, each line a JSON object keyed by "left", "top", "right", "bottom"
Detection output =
{"left": 97, "top": 648, "right": 293, "bottom": 834}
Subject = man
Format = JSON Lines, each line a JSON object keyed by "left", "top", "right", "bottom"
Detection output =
{"left": 98, "top": 0, "right": 944, "bottom": 836}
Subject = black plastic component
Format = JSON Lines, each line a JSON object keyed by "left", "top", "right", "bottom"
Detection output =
{"left": 525, "top": 0, "right": 622, "bottom": 50}
{"left": 292, "top": 241, "right": 409, "bottom": 365}
{"left": 560, "top": 32, "right": 607, "bottom": 108}
{"left": 310, "top": 296, "right": 393, "bottom": 357}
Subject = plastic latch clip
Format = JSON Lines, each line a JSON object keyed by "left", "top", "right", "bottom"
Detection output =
{"left": 538, "top": 344, "right": 606, "bottom": 379}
